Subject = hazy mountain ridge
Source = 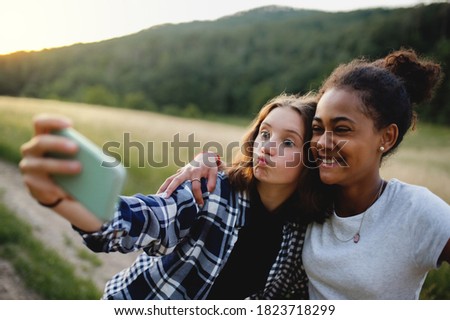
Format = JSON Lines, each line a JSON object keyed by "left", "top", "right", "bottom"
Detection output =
{"left": 1, "top": 3, "right": 449, "bottom": 123}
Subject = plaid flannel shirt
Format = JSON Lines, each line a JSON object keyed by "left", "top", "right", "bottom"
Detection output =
{"left": 78, "top": 172, "right": 308, "bottom": 299}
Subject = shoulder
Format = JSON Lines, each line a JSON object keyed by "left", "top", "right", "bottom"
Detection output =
{"left": 385, "top": 178, "right": 449, "bottom": 212}
{"left": 387, "top": 178, "right": 440, "bottom": 198}
{"left": 211, "top": 172, "right": 249, "bottom": 203}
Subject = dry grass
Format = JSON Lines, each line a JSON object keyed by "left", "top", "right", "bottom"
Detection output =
{"left": 0, "top": 96, "right": 244, "bottom": 141}
{"left": 381, "top": 134, "right": 450, "bottom": 203}
{"left": 1, "top": 95, "right": 448, "bottom": 200}
{"left": 0, "top": 96, "right": 245, "bottom": 194}
{"left": 0, "top": 96, "right": 449, "bottom": 299}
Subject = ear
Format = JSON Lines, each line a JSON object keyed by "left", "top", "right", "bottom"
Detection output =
{"left": 380, "top": 124, "right": 398, "bottom": 153}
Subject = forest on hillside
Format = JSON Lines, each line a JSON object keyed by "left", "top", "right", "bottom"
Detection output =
{"left": 0, "top": 3, "right": 449, "bottom": 124}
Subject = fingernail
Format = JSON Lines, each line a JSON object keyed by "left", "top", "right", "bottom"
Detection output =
{"left": 68, "top": 161, "right": 81, "bottom": 170}
{"left": 160, "top": 191, "right": 168, "bottom": 198}
{"left": 65, "top": 141, "right": 78, "bottom": 151}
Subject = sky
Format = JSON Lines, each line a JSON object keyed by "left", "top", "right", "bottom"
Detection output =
{"left": 0, "top": 0, "right": 439, "bottom": 55}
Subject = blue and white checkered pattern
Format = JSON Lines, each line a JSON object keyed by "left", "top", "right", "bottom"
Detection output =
{"left": 78, "top": 172, "right": 308, "bottom": 299}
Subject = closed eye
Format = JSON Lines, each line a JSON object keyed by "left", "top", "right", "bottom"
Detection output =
{"left": 335, "top": 126, "right": 351, "bottom": 133}
{"left": 312, "top": 125, "right": 324, "bottom": 134}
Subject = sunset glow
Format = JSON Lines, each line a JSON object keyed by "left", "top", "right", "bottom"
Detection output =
{"left": 0, "top": 0, "right": 431, "bottom": 55}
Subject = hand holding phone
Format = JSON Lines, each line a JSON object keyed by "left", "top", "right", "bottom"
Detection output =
{"left": 49, "top": 128, "right": 126, "bottom": 222}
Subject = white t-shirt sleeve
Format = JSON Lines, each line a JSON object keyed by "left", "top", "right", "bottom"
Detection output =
{"left": 407, "top": 185, "right": 450, "bottom": 269}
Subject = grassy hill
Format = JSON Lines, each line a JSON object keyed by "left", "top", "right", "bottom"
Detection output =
{"left": 1, "top": 3, "right": 449, "bottom": 124}
{"left": 0, "top": 96, "right": 449, "bottom": 299}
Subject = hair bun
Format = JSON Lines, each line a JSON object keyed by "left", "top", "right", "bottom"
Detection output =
{"left": 377, "top": 49, "right": 442, "bottom": 104}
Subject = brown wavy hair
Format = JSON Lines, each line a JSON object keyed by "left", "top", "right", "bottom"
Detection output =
{"left": 227, "top": 93, "right": 332, "bottom": 224}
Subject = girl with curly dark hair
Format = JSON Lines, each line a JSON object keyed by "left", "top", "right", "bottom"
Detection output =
{"left": 303, "top": 48, "right": 449, "bottom": 299}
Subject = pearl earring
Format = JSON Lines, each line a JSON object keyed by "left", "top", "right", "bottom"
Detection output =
{"left": 379, "top": 146, "right": 385, "bottom": 152}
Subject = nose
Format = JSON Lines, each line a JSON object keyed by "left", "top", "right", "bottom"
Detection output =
{"left": 261, "top": 140, "right": 276, "bottom": 156}
{"left": 316, "top": 131, "right": 333, "bottom": 150}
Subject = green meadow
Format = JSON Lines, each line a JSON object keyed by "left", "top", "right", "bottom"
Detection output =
{"left": 0, "top": 96, "right": 449, "bottom": 299}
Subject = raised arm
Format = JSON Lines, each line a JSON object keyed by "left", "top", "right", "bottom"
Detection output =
{"left": 157, "top": 152, "right": 222, "bottom": 206}
{"left": 19, "top": 114, "right": 103, "bottom": 232}
{"left": 80, "top": 184, "right": 201, "bottom": 255}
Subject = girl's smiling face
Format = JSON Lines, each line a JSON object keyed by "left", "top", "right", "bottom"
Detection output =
{"left": 253, "top": 106, "right": 305, "bottom": 188}
{"left": 311, "top": 88, "right": 384, "bottom": 187}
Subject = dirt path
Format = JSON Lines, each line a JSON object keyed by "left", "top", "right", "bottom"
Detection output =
{"left": 0, "top": 159, "right": 140, "bottom": 299}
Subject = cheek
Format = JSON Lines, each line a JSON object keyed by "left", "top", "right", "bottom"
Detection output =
{"left": 310, "top": 134, "right": 321, "bottom": 147}
{"left": 337, "top": 141, "right": 376, "bottom": 169}
{"left": 244, "top": 140, "right": 256, "bottom": 157}
{"left": 252, "top": 137, "right": 262, "bottom": 152}
{"left": 282, "top": 150, "right": 302, "bottom": 170}
{"left": 284, "top": 160, "right": 304, "bottom": 184}
{"left": 341, "top": 140, "right": 364, "bottom": 156}
{"left": 310, "top": 142, "right": 319, "bottom": 158}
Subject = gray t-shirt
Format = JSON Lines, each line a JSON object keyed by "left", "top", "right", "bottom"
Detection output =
{"left": 303, "top": 179, "right": 450, "bottom": 299}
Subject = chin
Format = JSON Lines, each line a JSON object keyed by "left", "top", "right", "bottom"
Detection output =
{"left": 319, "top": 171, "right": 338, "bottom": 186}
{"left": 253, "top": 168, "right": 266, "bottom": 180}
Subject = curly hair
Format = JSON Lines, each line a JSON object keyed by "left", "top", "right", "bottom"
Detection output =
{"left": 317, "top": 48, "right": 443, "bottom": 155}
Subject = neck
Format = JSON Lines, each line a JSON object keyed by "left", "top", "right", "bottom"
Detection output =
{"left": 256, "top": 182, "right": 295, "bottom": 213}
{"left": 334, "top": 176, "right": 385, "bottom": 217}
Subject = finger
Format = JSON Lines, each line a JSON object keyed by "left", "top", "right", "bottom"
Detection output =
{"left": 157, "top": 173, "right": 178, "bottom": 194}
{"left": 206, "top": 167, "right": 218, "bottom": 193}
{"left": 33, "top": 114, "right": 73, "bottom": 135}
{"left": 191, "top": 180, "right": 204, "bottom": 207}
{"left": 21, "top": 134, "right": 78, "bottom": 158}
{"left": 19, "top": 157, "right": 82, "bottom": 176}
{"left": 156, "top": 179, "right": 170, "bottom": 194}
{"left": 22, "top": 172, "right": 68, "bottom": 204}
{"left": 163, "top": 174, "right": 187, "bottom": 198}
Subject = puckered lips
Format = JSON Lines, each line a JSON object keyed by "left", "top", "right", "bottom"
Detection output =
{"left": 254, "top": 154, "right": 275, "bottom": 167}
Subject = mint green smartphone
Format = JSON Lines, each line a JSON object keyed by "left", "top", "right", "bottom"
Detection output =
{"left": 49, "top": 128, "right": 126, "bottom": 221}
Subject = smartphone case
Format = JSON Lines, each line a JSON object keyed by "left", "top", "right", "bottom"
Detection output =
{"left": 50, "top": 128, "right": 126, "bottom": 221}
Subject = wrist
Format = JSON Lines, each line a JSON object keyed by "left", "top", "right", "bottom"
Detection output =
{"left": 38, "top": 197, "right": 64, "bottom": 208}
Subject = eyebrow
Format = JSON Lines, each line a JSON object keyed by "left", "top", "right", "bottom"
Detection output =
{"left": 313, "top": 116, "right": 357, "bottom": 125}
{"left": 261, "top": 122, "right": 304, "bottom": 140}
